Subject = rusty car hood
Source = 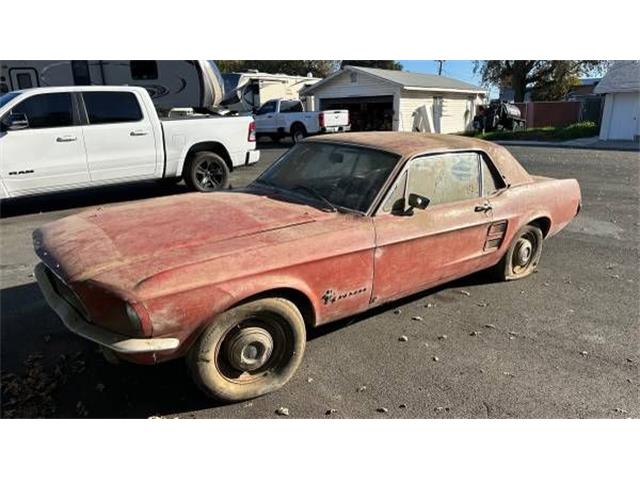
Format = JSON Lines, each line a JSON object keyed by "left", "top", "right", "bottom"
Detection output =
{"left": 33, "top": 191, "right": 328, "bottom": 291}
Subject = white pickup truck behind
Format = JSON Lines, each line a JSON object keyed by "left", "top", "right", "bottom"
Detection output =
{"left": 253, "top": 99, "right": 350, "bottom": 143}
{"left": 0, "top": 86, "right": 259, "bottom": 198}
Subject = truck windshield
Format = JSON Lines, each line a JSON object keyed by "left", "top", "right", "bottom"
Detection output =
{"left": 0, "top": 91, "right": 21, "bottom": 110}
{"left": 254, "top": 142, "right": 400, "bottom": 214}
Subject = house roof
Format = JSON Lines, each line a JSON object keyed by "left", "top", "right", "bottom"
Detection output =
{"left": 594, "top": 61, "right": 640, "bottom": 94}
{"left": 302, "top": 66, "right": 486, "bottom": 95}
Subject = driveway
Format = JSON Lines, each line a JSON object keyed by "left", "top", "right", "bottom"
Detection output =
{"left": 1, "top": 144, "right": 638, "bottom": 418}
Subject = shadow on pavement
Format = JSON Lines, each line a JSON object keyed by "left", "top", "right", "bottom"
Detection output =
{"left": 0, "top": 269, "right": 499, "bottom": 419}
{"left": 0, "top": 181, "right": 192, "bottom": 219}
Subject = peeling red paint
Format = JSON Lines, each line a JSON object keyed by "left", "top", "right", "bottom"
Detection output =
{"left": 33, "top": 133, "right": 581, "bottom": 365}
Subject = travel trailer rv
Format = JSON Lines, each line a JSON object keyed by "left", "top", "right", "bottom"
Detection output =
{"left": 0, "top": 61, "right": 224, "bottom": 111}
{"left": 221, "top": 71, "right": 321, "bottom": 112}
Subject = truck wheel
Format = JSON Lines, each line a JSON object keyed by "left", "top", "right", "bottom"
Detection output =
{"left": 494, "top": 224, "right": 543, "bottom": 281}
{"left": 291, "top": 124, "right": 306, "bottom": 143}
{"left": 187, "top": 298, "right": 306, "bottom": 403}
{"left": 184, "top": 152, "right": 229, "bottom": 192}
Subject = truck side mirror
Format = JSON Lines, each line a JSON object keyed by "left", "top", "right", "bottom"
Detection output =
{"left": 3, "top": 113, "right": 29, "bottom": 131}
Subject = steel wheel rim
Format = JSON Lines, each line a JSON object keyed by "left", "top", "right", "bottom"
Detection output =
{"left": 215, "top": 314, "right": 294, "bottom": 384}
{"left": 512, "top": 231, "right": 538, "bottom": 274}
{"left": 194, "top": 158, "right": 224, "bottom": 191}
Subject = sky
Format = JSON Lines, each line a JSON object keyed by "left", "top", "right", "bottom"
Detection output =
{"left": 400, "top": 60, "right": 498, "bottom": 97}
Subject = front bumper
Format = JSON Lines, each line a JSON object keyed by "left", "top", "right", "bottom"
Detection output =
{"left": 34, "top": 263, "right": 179, "bottom": 354}
{"left": 245, "top": 149, "right": 260, "bottom": 165}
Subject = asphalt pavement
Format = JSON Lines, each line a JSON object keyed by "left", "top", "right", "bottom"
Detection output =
{"left": 1, "top": 142, "right": 638, "bottom": 418}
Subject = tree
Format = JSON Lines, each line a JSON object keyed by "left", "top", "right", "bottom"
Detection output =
{"left": 340, "top": 60, "right": 403, "bottom": 71}
{"left": 473, "top": 61, "right": 608, "bottom": 101}
{"left": 214, "top": 60, "right": 340, "bottom": 78}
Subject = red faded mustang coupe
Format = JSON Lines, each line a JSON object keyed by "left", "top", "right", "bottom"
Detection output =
{"left": 34, "top": 132, "right": 581, "bottom": 402}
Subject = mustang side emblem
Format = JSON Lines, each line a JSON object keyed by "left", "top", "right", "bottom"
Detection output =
{"left": 322, "top": 287, "right": 368, "bottom": 305}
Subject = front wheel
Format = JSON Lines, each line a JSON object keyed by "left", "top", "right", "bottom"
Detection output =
{"left": 187, "top": 298, "right": 306, "bottom": 402}
{"left": 184, "top": 152, "right": 229, "bottom": 192}
{"left": 494, "top": 224, "right": 543, "bottom": 281}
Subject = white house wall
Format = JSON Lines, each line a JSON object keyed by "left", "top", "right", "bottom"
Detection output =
{"left": 399, "top": 90, "right": 478, "bottom": 133}
{"left": 309, "top": 70, "right": 483, "bottom": 133}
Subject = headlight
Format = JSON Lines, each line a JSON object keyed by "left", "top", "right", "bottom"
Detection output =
{"left": 125, "top": 304, "right": 143, "bottom": 334}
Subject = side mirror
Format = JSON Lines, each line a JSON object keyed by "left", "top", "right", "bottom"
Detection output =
{"left": 408, "top": 193, "right": 430, "bottom": 210}
{"left": 393, "top": 193, "right": 430, "bottom": 217}
{"left": 3, "top": 113, "right": 29, "bottom": 131}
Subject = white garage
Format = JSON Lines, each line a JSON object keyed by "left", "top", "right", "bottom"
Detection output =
{"left": 595, "top": 61, "right": 640, "bottom": 141}
{"left": 302, "top": 66, "right": 486, "bottom": 134}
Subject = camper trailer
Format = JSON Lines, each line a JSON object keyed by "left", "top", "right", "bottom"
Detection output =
{"left": 221, "top": 71, "right": 321, "bottom": 113}
{"left": 0, "top": 61, "right": 224, "bottom": 111}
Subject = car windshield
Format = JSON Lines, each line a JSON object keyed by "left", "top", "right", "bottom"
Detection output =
{"left": 254, "top": 142, "right": 400, "bottom": 213}
{"left": 0, "top": 91, "right": 21, "bottom": 109}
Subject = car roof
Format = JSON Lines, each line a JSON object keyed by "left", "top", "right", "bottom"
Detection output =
{"left": 306, "top": 132, "right": 532, "bottom": 186}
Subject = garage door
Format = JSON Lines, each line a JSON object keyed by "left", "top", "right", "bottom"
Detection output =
{"left": 320, "top": 96, "right": 394, "bottom": 131}
{"left": 608, "top": 93, "right": 640, "bottom": 140}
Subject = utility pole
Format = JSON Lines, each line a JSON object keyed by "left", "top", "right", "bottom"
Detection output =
{"left": 437, "top": 60, "right": 445, "bottom": 75}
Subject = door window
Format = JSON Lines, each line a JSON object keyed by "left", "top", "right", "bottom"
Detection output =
{"left": 9, "top": 93, "right": 74, "bottom": 129}
{"left": 481, "top": 155, "right": 504, "bottom": 196}
{"left": 256, "top": 100, "right": 277, "bottom": 115}
{"left": 280, "top": 101, "right": 303, "bottom": 113}
{"left": 83, "top": 91, "right": 143, "bottom": 124}
{"left": 408, "top": 152, "right": 481, "bottom": 206}
{"left": 382, "top": 171, "right": 407, "bottom": 213}
{"left": 15, "top": 73, "right": 34, "bottom": 89}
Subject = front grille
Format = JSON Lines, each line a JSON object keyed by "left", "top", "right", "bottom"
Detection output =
{"left": 45, "top": 267, "right": 89, "bottom": 319}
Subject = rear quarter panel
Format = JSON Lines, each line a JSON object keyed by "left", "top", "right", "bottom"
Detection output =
{"left": 489, "top": 176, "right": 581, "bottom": 259}
{"left": 161, "top": 115, "right": 254, "bottom": 175}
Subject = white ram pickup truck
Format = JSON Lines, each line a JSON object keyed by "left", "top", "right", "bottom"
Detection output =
{"left": 253, "top": 99, "right": 350, "bottom": 143}
{"left": 0, "top": 86, "right": 259, "bottom": 198}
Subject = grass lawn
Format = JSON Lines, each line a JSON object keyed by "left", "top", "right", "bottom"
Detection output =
{"left": 468, "top": 121, "right": 599, "bottom": 142}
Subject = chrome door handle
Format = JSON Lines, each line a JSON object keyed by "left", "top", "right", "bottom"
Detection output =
{"left": 474, "top": 203, "right": 493, "bottom": 212}
{"left": 130, "top": 130, "right": 148, "bottom": 136}
{"left": 56, "top": 135, "right": 77, "bottom": 142}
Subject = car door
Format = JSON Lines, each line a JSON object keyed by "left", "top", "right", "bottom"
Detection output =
{"left": 372, "top": 151, "right": 496, "bottom": 303}
{"left": 0, "top": 91, "right": 90, "bottom": 195}
{"left": 80, "top": 90, "right": 157, "bottom": 182}
{"left": 253, "top": 100, "right": 278, "bottom": 132}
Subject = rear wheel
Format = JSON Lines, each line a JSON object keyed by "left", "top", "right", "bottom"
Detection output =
{"left": 291, "top": 124, "right": 306, "bottom": 143}
{"left": 184, "top": 151, "right": 229, "bottom": 192}
{"left": 188, "top": 298, "right": 306, "bottom": 402}
{"left": 494, "top": 224, "right": 543, "bottom": 281}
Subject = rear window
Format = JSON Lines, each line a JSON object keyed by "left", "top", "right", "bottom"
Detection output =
{"left": 83, "top": 91, "right": 143, "bottom": 124}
